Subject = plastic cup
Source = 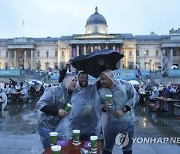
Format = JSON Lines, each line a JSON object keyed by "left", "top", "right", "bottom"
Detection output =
{"left": 73, "top": 130, "right": 80, "bottom": 144}
{"left": 50, "top": 132, "right": 58, "bottom": 146}
{"left": 90, "top": 136, "right": 98, "bottom": 153}
{"left": 105, "top": 95, "right": 113, "bottom": 107}
{"left": 51, "top": 145, "right": 61, "bottom": 154}
{"left": 64, "top": 103, "right": 72, "bottom": 113}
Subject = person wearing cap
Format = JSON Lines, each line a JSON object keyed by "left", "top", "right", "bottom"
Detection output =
{"left": 36, "top": 73, "right": 77, "bottom": 149}
{"left": 98, "top": 69, "right": 139, "bottom": 154}
{"left": 56, "top": 61, "right": 101, "bottom": 140}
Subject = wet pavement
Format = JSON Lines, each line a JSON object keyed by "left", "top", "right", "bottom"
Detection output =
{"left": 0, "top": 99, "right": 179, "bottom": 154}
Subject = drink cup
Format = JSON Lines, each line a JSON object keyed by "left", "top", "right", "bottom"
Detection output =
{"left": 64, "top": 103, "right": 72, "bottom": 113}
{"left": 51, "top": 145, "right": 61, "bottom": 154}
{"left": 105, "top": 95, "right": 113, "bottom": 107}
{"left": 90, "top": 136, "right": 98, "bottom": 153}
{"left": 73, "top": 130, "right": 80, "bottom": 144}
{"left": 50, "top": 132, "right": 58, "bottom": 146}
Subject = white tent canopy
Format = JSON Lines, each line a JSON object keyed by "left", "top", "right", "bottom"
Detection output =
{"left": 129, "top": 80, "right": 140, "bottom": 86}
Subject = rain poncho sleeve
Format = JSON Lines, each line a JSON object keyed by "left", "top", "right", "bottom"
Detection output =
{"left": 36, "top": 84, "right": 70, "bottom": 130}
{"left": 119, "top": 80, "right": 139, "bottom": 108}
{"left": 56, "top": 83, "right": 102, "bottom": 140}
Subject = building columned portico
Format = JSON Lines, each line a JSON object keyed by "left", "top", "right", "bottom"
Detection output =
{"left": 7, "top": 44, "right": 34, "bottom": 70}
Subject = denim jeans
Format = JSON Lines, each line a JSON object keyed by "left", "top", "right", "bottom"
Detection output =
{"left": 103, "top": 121, "right": 134, "bottom": 153}
{"left": 37, "top": 126, "right": 53, "bottom": 149}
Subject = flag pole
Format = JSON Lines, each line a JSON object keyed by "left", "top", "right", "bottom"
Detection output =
{"left": 22, "top": 20, "right": 24, "bottom": 37}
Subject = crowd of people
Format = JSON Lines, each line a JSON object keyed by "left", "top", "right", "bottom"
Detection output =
{"left": 0, "top": 79, "right": 55, "bottom": 111}
{"left": 136, "top": 82, "right": 180, "bottom": 101}
{"left": 133, "top": 81, "right": 180, "bottom": 112}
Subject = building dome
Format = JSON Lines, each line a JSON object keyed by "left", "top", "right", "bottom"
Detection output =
{"left": 85, "top": 7, "right": 108, "bottom": 34}
{"left": 86, "top": 7, "right": 107, "bottom": 26}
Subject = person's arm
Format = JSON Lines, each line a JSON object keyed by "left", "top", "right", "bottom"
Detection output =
{"left": 114, "top": 81, "right": 139, "bottom": 118}
{"left": 58, "top": 69, "right": 67, "bottom": 83}
{"left": 41, "top": 105, "right": 59, "bottom": 116}
{"left": 37, "top": 87, "right": 68, "bottom": 117}
{"left": 58, "top": 60, "right": 71, "bottom": 83}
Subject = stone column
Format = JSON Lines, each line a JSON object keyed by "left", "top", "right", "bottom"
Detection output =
{"left": 83, "top": 44, "right": 86, "bottom": 55}
{"left": 162, "top": 49, "right": 165, "bottom": 69}
{"left": 24, "top": 49, "right": 27, "bottom": 69}
{"left": 133, "top": 49, "right": 136, "bottom": 69}
{"left": 76, "top": 45, "right": 79, "bottom": 56}
{"left": 169, "top": 48, "right": 173, "bottom": 69}
{"left": 98, "top": 44, "right": 101, "bottom": 50}
{"left": 13, "top": 50, "right": 17, "bottom": 68}
{"left": 30, "top": 49, "right": 33, "bottom": 70}
{"left": 120, "top": 49, "right": 124, "bottom": 69}
{"left": 69, "top": 44, "right": 72, "bottom": 59}
{"left": 113, "top": 44, "right": 115, "bottom": 50}
{"left": 91, "top": 45, "right": 93, "bottom": 52}
{"left": 7, "top": 49, "right": 10, "bottom": 69}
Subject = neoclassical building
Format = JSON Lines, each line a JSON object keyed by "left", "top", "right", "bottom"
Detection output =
{"left": 0, "top": 7, "right": 179, "bottom": 71}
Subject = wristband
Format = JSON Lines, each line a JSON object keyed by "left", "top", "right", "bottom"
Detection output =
{"left": 121, "top": 107, "right": 127, "bottom": 113}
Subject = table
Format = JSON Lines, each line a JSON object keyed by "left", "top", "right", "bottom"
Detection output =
{"left": 43, "top": 140, "right": 102, "bottom": 154}
{"left": 155, "top": 97, "right": 180, "bottom": 117}
{"left": 9, "top": 92, "right": 21, "bottom": 102}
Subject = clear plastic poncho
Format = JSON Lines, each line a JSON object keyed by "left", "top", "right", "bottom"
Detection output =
{"left": 99, "top": 79, "right": 139, "bottom": 126}
{"left": 36, "top": 73, "right": 76, "bottom": 131}
{"left": 98, "top": 78, "right": 139, "bottom": 152}
{"left": 36, "top": 84, "right": 71, "bottom": 131}
{"left": 56, "top": 84, "right": 102, "bottom": 140}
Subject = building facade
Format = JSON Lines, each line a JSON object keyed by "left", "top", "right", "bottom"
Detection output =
{"left": 0, "top": 7, "right": 179, "bottom": 71}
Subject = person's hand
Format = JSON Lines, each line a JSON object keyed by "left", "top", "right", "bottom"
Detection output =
{"left": 114, "top": 109, "right": 124, "bottom": 118}
{"left": 64, "top": 60, "right": 71, "bottom": 70}
{"left": 102, "top": 103, "right": 110, "bottom": 112}
{"left": 58, "top": 109, "right": 68, "bottom": 117}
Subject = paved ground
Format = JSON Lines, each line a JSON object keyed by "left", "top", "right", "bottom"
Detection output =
{"left": 0, "top": 99, "right": 180, "bottom": 154}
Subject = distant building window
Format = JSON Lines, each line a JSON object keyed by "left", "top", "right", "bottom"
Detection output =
{"left": 136, "top": 62, "right": 140, "bottom": 68}
{"left": 165, "top": 51, "right": 167, "bottom": 56}
{"left": 128, "top": 62, "right": 134, "bottom": 69}
{"left": 136, "top": 50, "right": 139, "bottom": 56}
{"left": 62, "top": 51, "right": 64, "bottom": 56}
{"left": 129, "top": 51, "right": 132, "bottom": 56}
{"left": 55, "top": 51, "right": 58, "bottom": 57}
{"left": 37, "top": 51, "right": 40, "bottom": 57}
{"left": 173, "top": 51, "right": 177, "bottom": 56}
{"left": 156, "top": 50, "right": 159, "bottom": 56}
{"left": 6, "top": 51, "right": 8, "bottom": 57}
{"left": 145, "top": 50, "right": 149, "bottom": 56}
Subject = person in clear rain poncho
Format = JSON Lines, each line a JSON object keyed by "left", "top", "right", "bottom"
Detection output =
{"left": 56, "top": 69, "right": 102, "bottom": 141}
{"left": 36, "top": 73, "right": 77, "bottom": 149}
{"left": 99, "top": 69, "right": 139, "bottom": 154}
